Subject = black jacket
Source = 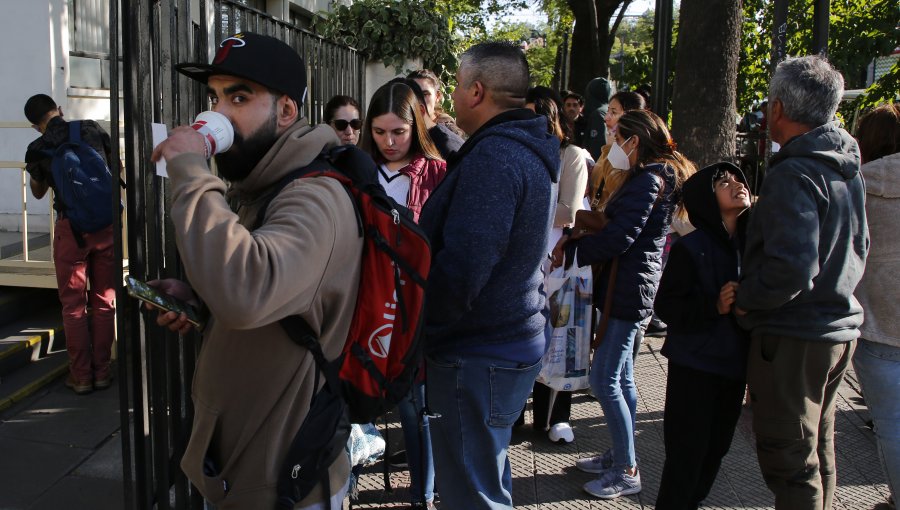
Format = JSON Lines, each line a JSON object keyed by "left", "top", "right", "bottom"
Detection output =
{"left": 655, "top": 162, "right": 750, "bottom": 381}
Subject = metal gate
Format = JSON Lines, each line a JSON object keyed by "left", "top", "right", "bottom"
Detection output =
{"left": 110, "top": 2, "right": 365, "bottom": 508}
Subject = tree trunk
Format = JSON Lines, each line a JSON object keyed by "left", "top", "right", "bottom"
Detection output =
{"left": 567, "top": 0, "right": 625, "bottom": 96}
{"left": 670, "top": 0, "right": 742, "bottom": 168}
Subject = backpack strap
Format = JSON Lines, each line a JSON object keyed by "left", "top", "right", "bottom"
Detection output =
{"left": 253, "top": 150, "right": 363, "bottom": 236}
{"left": 276, "top": 315, "right": 342, "bottom": 510}
{"left": 69, "top": 120, "right": 83, "bottom": 144}
{"left": 278, "top": 315, "right": 342, "bottom": 396}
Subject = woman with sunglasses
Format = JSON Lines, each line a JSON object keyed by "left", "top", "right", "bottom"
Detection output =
{"left": 359, "top": 80, "right": 446, "bottom": 509}
{"left": 324, "top": 95, "right": 362, "bottom": 146}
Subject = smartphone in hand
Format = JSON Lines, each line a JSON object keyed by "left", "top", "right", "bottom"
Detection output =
{"left": 125, "top": 275, "right": 203, "bottom": 329}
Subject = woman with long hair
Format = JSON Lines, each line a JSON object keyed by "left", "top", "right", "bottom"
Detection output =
{"left": 523, "top": 86, "right": 588, "bottom": 444}
{"left": 359, "top": 81, "right": 446, "bottom": 221}
{"left": 323, "top": 94, "right": 362, "bottom": 146}
{"left": 552, "top": 109, "right": 695, "bottom": 499}
{"left": 851, "top": 102, "right": 900, "bottom": 503}
{"left": 359, "top": 80, "right": 446, "bottom": 509}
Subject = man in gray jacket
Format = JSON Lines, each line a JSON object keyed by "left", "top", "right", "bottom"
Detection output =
{"left": 735, "top": 55, "right": 868, "bottom": 510}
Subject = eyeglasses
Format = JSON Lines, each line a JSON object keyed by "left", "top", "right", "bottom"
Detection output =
{"left": 331, "top": 119, "right": 362, "bottom": 131}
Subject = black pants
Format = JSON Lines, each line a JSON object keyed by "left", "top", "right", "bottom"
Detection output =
{"left": 655, "top": 362, "right": 745, "bottom": 510}
{"left": 530, "top": 381, "right": 572, "bottom": 430}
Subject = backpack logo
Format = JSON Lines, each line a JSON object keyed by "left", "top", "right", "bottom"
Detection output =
{"left": 368, "top": 324, "right": 392, "bottom": 359}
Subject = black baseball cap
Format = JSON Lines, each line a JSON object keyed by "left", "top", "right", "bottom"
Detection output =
{"left": 176, "top": 32, "right": 307, "bottom": 107}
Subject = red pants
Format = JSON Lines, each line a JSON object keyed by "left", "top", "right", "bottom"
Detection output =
{"left": 53, "top": 218, "right": 117, "bottom": 382}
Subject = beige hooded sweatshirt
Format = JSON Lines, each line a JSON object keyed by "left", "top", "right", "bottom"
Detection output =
{"left": 856, "top": 152, "right": 900, "bottom": 348}
{"left": 165, "top": 121, "right": 362, "bottom": 508}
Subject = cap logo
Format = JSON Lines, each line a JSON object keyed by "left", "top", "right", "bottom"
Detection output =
{"left": 213, "top": 34, "right": 247, "bottom": 64}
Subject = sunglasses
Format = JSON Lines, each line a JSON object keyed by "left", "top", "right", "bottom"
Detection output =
{"left": 331, "top": 118, "right": 362, "bottom": 131}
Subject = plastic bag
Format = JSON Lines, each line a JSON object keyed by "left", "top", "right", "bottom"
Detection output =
{"left": 346, "top": 422, "right": 385, "bottom": 468}
{"left": 537, "top": 261, "right": 593, "bottom": 391}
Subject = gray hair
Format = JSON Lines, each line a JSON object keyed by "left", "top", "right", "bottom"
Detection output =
{"left": 459, "top": 41, "right": 529, "bottom": 109}
{"left": 769, "top": 55, "right": 844, "bottom": 127}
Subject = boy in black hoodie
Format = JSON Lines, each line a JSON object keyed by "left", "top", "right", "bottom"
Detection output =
{"left": 653, "top": 162, "right": 752, "bottom": 510}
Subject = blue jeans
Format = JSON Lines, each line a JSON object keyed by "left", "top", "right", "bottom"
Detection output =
{"left": 396, "top": 380, "right": 435, "bottom": 503}
{"left": 426, "top": 352, "right": 542, "bottom": 509}
{"left": 589, "top": 317, "right": 641, "bottom": 470}
{"left": 853, "top": 338, "right": 900, "bottom": 500}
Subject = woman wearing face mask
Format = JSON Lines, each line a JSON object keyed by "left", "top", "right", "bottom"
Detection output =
{"left": 359, "top": 80, "right": 446, "bottom": 509}
{"left": 324, "top": 95, "right": 362, "bottom": 146}
{"left": 552, "top": 109, "right": 695, "bottom": 500}
{"left": 587, "top": 91, "right": 647, "bottom": 211}
{"left": 520, "top": 86, "right": 588, "bottom": 444}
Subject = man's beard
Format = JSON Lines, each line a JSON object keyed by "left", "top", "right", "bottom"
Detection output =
{"left": 214, "top": 114, "right": 279, "bottom": 182}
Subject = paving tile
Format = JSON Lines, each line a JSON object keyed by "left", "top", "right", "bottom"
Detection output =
{"left": 0, "top": 386, "right": 119, "bottom": 450}
{"left": 299, "top": 337, "right": 892, "bottom": 509}
{"left": 26, "top": 475, "right": 124, "bottom": 510}
{"left": 72, "top": 433, "right": 124, "bottom": 481}
{"left": 0, "top": 436, "right": 90, "bottom": 509}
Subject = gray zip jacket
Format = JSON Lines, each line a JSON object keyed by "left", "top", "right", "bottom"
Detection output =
{"left": 736, "top": 122, "right": 869, "bottom": 342}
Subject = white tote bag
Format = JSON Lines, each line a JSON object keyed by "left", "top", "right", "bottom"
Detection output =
{"left": 537, "top": 260, "right": 593, "bottom": 391}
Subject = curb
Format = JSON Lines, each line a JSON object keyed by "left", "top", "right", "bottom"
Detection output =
{"left": 0, "top": 359, "right": 68, "bottom": 412}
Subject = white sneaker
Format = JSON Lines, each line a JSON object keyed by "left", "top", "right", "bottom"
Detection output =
{"left": 547, "top": 422, "right": 574, "bottom": 443}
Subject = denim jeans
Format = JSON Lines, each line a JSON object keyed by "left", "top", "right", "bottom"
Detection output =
{"left": 426, "top": 352, "right": 542, "bottom": 509}
{"left": 589, "top": 317, "right": 641, "bottom": 470}
{"left": 396, "top": 380, "right": 435, "bottom": 503}
{"left": 853, "top": 338, "right": 900, "bottom": 500}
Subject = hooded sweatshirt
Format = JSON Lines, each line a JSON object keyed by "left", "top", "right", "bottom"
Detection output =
{"left": 583, "top": 77, "right": 612, "bottom": 160}
{"left": 656, "top": 163, "right": 751, "bottom": 380}
{"left": 736, "top": 123, "right": 869, "bottom": 342}
{"left": 418, "top": 109, "right": 560, "bottom": 361}
{"left": 165, "top": 121, "right": 363, "bottom": 508}
{"left": 855, "top": 152, "right": 900, "bottom": 348}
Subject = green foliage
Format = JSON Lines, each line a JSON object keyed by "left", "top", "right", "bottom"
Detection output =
{"left": 469, "top": 19, "right": 560, "bottom": 87}
{"left": 434, "top": 0, "right": 529, "bottom": 42}
{"left": 313, "top": 0, "right": 456, "bottom": 73}
{"left": 738, "top": 0, "right": 900, "bottom": 114}
{"left": 608, "top": 9, "right": 655, "bottom": 90}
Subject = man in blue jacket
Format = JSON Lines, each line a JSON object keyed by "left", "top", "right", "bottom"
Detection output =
{"left": 735, "top": 55, "right": 868, "bottom": 510}
{"left": 417, "top": 41, "right": 559, "bottom": 509}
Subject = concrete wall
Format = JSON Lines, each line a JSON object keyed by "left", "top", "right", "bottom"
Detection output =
{"left": 0, "top": 0, "right": 70, "bottom": 233}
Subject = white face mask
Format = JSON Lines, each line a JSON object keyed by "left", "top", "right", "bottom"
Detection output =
{"left": 608, "top": 136, "right": 634, "bottom": 170}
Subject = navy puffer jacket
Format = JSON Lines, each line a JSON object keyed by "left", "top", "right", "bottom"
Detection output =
{"left": 564, "top": 162, "right": 678, "bottom": 321}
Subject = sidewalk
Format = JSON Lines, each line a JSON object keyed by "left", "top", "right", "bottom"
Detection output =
{"left": 0, "top": 336, "right": 892, "bottom": 509}
{"left": 353, "top": 336, "right": 893, "bottom": 509}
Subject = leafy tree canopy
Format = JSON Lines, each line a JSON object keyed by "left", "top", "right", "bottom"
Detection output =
{"left": 739, "top": 0, "right": 899, "bottom": 114}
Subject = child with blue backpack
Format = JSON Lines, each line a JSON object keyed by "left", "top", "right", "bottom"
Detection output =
{"left": 653, "top": 162, "right": 752, "bottom": 509}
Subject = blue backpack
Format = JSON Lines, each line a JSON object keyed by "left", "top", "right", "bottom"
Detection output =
{"left": 48, "top": 121, "right": 114, "bottom": 233}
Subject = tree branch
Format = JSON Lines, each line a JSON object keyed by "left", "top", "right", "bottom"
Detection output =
{"left": 609, "top": 0, "right": 633, "bottom": 46}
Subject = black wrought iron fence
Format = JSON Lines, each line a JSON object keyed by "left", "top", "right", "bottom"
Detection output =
{"left": 112, "top": 1, "right": 364, "bottom": 508}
